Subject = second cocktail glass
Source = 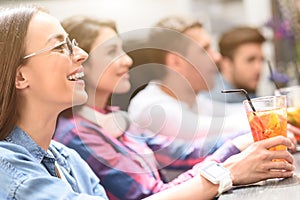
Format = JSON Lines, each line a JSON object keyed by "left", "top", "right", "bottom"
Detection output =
{"left": 275, "top": 86, "right": 300, "bottom": 142}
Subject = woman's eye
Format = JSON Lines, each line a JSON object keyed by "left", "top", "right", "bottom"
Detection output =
{"left": 52, "top": 43, "right": 67, "bottom": 53}
{"left": 107, "top": 48, "right": 117, "bottom": 56}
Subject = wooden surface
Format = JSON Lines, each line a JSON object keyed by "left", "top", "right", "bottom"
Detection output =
{"left": 219, "top": 152, "right": 300, "bottom": 200}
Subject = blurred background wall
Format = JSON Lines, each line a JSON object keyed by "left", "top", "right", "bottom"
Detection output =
{"left": 2, "top": 0, "right": 297, "bottom": 97}
{"left": 0, "top": 0, "right": 270, "bottom": 33}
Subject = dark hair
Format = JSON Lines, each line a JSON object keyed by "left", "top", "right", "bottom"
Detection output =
{"left": 219, "top": 26, "right": 266, "bottom": 60}
{"left": 61, "top": 15, "right": 117, "bottom": 54}
{"left": 0, "top": 6, "right": 41, "bottom": 140}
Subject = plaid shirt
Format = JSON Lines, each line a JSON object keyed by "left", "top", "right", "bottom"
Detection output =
{"left": 142, "top": 133, "right": 225, "bottom": 170}
{"left": 54, "top": 108, "right": 240, "bottom": 200}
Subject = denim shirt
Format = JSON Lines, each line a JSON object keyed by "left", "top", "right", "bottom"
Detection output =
{"left": 0, "top": 126, "right": 108, "bottom": 200}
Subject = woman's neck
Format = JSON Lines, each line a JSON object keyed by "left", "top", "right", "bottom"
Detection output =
{"left": 85, "top": 88, "right": 111, "bottom": 110}
{"left": 17, "top": 105, "right": 59, "bottom": 150}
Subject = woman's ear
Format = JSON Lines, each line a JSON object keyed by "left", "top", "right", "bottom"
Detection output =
{"left": 15, "top": 67, "right": 29, "bottom": 89}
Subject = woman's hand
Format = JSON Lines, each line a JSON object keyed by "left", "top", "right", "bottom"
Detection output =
{"left": 222, "top": 136, "right": 294, "bottom": 185}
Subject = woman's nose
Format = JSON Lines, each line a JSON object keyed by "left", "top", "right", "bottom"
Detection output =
{"left": 122, "top": 53, "right": 133, "bottom": 68}
{"left": 73, "top": 46, "right": 88, "bottom": 63}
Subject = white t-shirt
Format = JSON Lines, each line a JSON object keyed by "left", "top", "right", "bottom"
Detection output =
{"left": 128, "top": 81, "right": 250, "bottom": 143}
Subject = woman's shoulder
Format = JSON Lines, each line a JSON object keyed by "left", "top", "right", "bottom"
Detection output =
{"left": 0, "top": 141, "right": 48, "bottom": 179}
{"left": 0, "top": 141, "right": 33, "bottom": 159}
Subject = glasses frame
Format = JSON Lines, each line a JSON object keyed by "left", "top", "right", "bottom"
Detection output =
{"left": 23, "top": 37, "right": 78, "bottom": 60}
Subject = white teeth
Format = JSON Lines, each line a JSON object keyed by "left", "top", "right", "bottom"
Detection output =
{"left": 67, "top": 71, "right": 84, "bottom": 81}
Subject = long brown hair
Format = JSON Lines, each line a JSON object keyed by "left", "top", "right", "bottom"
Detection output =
{"left": 0, "top": 6, "right": 40, "bottom": 140}
{"left": 62, "top": 15, "right": 117, "bottom": 54}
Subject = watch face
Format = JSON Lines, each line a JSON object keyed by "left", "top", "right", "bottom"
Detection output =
{"left": 202, "top": 163, "right": 229, "bottom": 180}
{"left": 201, "top": 162, "right": 233, "bottom": 195}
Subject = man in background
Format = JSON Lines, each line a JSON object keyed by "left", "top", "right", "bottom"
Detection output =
{"left": 204, "top": 26, "right": 266, "bottom": 103}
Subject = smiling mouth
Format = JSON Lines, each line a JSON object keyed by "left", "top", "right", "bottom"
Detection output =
{"left": 67, "top": 72, "right": 84, "bottom": 81}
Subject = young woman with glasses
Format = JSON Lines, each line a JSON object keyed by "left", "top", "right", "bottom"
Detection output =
{"left": 0, "top": 6, "right": 108, "bottom": 199}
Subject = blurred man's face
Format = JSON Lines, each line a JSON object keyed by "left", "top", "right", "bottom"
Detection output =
{"left": 180, "top": 27, "right": 220, "bottom": 93}
{"left": 229, "top": 43, "right": 264, "bottom": 93}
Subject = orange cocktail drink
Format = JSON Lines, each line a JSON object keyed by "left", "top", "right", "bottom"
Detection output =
{"left": 243, "top": 95, "right": 287, "bottom": 151}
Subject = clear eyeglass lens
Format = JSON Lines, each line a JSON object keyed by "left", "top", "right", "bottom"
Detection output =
{"left": 66, "top": 38, "right": 78, "bottom": 55}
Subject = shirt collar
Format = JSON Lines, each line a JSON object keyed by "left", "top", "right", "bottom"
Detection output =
{"left": 89, "top": 105, "right": 120, "bottom": 114}
{"left": 5, "top": 126, "right": 50, "bottom": 163}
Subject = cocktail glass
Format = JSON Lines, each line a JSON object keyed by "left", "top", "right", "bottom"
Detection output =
{"left": 243, "top": 95, "right": 287, "bottom": 152}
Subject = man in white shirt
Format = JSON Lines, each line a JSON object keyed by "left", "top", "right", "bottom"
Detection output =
{"left": 127, "top": 15, "right": 251, "bottom": 166}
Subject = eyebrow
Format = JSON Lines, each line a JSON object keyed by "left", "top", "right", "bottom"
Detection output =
{"left": 105, "top": 38, "right": 122, "bottom": 46}
{"left": 45, "top": 33, "right": 67, "bottom": 45}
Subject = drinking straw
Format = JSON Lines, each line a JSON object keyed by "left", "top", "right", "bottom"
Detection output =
{"left": 221, "top": 89, "right": 265, "bottom": 132}
{"left": 267, "top": 60, "right": 281, "bottom": 91}
{"left": 221, "top": 89, "right": 256, "bottom": 112}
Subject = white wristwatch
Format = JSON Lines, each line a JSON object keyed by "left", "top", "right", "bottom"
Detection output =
{"left": 200, "top": 162, "right": 233, "bottom": 197}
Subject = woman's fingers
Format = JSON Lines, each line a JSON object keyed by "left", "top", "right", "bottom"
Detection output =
{"left": 265, "top": 170, "right": 294, "bottom": 179}
{"left": 288, "top": 124, "right": 300, "bottom": 136}
{"left": 269, "top": 150, "right": 294, "bottom": 164}
{"left": 287, "top": 132, "right": 297, "bottom": 152}
{"left": 264, "top": 160, "right": 295, "bottom": 171}
{"left": 259, "top": 136, "right": 292, "bottom": 150}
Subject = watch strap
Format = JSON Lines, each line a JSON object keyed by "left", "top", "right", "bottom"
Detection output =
{"left": 216, "top": 174, "right": 233, "bottom": 197}
{"left": 200, "top": 162, "right": 233, "bottom": 197}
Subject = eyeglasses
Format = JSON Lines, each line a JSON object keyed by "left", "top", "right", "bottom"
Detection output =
{"left": 23, "top": 37, "right": 78, "bottom": 60}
